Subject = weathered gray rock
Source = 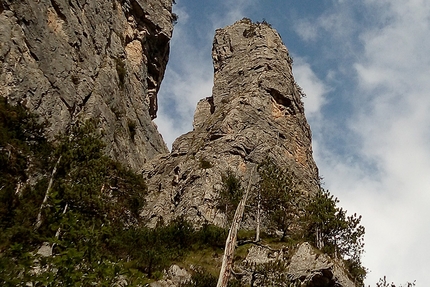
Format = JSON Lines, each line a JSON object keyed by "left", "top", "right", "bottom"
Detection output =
{"left": 142, "top": 19, "right": 319, "bottom": 227}
{"left": 150, "top": 265, "right": 191, "bottom": 287}
{"left": 288, "top": 242, "right": 355, "bottom": 287}
{"left": 234, "top": 242, "right": 355, "bottom": 287}
{"left": 0, "top": 0, "right": 173, "bottom": 170}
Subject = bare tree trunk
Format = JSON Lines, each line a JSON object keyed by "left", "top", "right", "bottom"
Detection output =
{"left": 316, "top": 227, "right": 324, "bottom": 249}
{"left": 49, "top": 202, "right": 69, "bottom": 254}
{"left": 217, "top": 168, "right": 254, "bottom": 287}
{"left": 34, "top": 156, "right": 61, "bottom": 230}
{"left": 15, "top": 181, "right": 21, "bottom": 195}
{"left": 255, "top": 190, "right": 261, "bottom": 242}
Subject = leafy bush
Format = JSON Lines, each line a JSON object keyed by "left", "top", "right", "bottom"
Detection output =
{"left": 115, "top": 58, "right": 127, "bottom": 90}
{"left": 196, "top": 223, "right": 228, "bottom": 248}
{"left": 128, "top": 120, "right": 137, "bottom": 140}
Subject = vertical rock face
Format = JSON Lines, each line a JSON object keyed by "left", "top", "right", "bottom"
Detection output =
{"left": 142, "top": 19, "right": 319, "bottom": 227}
{"left": 0, "top": 0, "right": 173, "bottom": 170}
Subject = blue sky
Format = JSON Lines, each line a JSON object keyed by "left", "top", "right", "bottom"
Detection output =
{"left": 155, "top": 0, "right": 430, "bottom": 285}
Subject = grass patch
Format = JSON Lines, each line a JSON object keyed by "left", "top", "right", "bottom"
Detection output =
{"left": 180, "top": 247, "right": 223, "bottom": 277}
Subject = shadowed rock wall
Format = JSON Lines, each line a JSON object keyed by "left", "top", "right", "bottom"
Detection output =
{"left": 0, "top": 0, "right": 173, "bottom": 170}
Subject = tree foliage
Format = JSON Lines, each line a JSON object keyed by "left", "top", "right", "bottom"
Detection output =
{"left": 258, "top": 159, "right": 303, "bottom": 240}
{"left": 374, "top": 277, "right": 416, "bottom": 287}
{"left": 0, "top": 113, "right": 149, "bottom": 285}
{"left": 257, "top": 159, "right": 367, "bottom": 285}
{"left": 218, "top": 170, "right": 243, "bottom": 223}
{"left": 303, "top": 188, "right": 365, "bottom": 262}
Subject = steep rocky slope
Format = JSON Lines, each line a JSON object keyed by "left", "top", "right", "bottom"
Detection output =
{"left": 0, "top": 0, "right": 173, "bottom": 170}
{"left": 142, "top": 19, "right": 319, "bottom": 227}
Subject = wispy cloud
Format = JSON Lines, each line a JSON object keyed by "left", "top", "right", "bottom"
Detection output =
{"left": 293, "top": 57, "right": 329, "bottom": 119}
{"left": 307, "top": 0, "right": 430, "bottom": 284}
{"left": 294, "top": 20, "right": 318, "bottom": 42}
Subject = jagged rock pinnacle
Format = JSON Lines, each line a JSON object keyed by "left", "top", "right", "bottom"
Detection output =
{"left": 142, "top": 19, "right": 319, "bottom": 227}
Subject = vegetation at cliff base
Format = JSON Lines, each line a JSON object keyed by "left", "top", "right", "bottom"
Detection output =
{"left": 0, "top": 99, "right": 234, "bottom": 286}
{"left": 374, "top": 277, "right": 416, "bottom": 287}
{"left": 0, "top": 99, "right": 407, "bottom": 287}
{"left": 257, "top": 159, "right": 367, "bottom": 285}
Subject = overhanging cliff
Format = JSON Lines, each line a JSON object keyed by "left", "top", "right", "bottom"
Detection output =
{"left": 0, "top": 0, "right": 173, "bottom": 170}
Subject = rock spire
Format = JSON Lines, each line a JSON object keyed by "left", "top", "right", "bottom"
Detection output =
{"left": 142, "top": 19, "right": 319, "bottom": 227}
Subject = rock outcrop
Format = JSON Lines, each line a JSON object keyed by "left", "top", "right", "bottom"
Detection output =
{"left": 0, "top": 0, "right": 173, "bottom": 170}
{"left": 142, "top": 19, "right": 319, "bottom": 227}
{"left": 238, "top": 242, "right": 355, "bottom": 287}
{"left": 288, "top": 243, "right": 355, "bottom": 287}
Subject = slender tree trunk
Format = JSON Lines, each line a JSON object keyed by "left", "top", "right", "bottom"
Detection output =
{"left": 50, "top": 203, "right": 68, "bottom": 254}
{"left": 34, "top": 156, "right": 61, "bottom": 230}
{"left": 14, "top": 181, "right": 21, "bottom": 195}
{"left": 53, "top": 203, "right": 68, "bottom": 239}
{"left": 255, "top": 190, "right": 261, "bottom": 242}
{"left": 316, "top": 227, "right": 324, "bottom": 249}
{"left": 217, "top": 168, "right": 254, "bottom": 287}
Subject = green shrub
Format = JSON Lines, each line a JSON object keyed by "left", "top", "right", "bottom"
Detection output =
{"left": 217, "top": 170, "right": 243, "bottom": 222}
{"left": 258, "top": 159, "right": 303, "bottom": 240}
{"left": 128, "top": 120, "right": 137, "bottom": 140}
{"left": 199, "top": 158, "right": 213, "bottom": 169}
{"left": 196, "top": 224, "right": 227, "bottom": 248}
{"left": 180, "top": 269, "right": 218, "bottom": 287}
{"left": 115, "top": 58, "right": 127, "bottom": 90}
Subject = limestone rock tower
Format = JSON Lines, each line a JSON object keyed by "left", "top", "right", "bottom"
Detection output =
{"left": 142, "top": 19, "right": 320, "bottom": 227}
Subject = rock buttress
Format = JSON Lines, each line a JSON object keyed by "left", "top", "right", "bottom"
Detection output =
{"left": 0, "top": 0, "right": 173, "bottom": 170}
{"left": 142, "top": 19, "right": 319, "bottom": 227}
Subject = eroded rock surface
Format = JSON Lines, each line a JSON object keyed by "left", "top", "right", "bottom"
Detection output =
{"left": 288, "top": 242, "right": 355, "bottom": 287}
{"left": 0, "top": 0, "right": 173, "bottom": 169}
{"left": 142, "top": 19, "right": 319, "bottom": 227}
{"left": 150, "top": 265, "right": 191, "bottom": 287}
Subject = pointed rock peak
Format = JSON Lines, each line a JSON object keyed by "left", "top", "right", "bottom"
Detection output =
{"left": 193, "top": 19, "right": 305, "bottom": 131}
{"left": 211, "top": 19, "right": 303, "bottom": 111}
{"left": 143, "top": 19, "right": 319, "bottom": 227}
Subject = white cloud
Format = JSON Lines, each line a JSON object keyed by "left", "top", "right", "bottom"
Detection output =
{"left": 294, "top": 3, "right": 357, "bottom": 45}
{"left": 210, "top": 0, "right": 255, "bottom": 31}
{"left": 293, "top": 57, "right": 329, "bottom": 119}
{"left": 294, "top": 20, "right": 318, "bottom": 42}
{"left": 312, "top": 0, "right": 430, "bottom": 284}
